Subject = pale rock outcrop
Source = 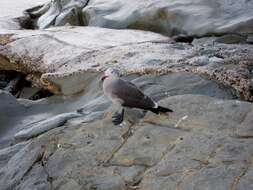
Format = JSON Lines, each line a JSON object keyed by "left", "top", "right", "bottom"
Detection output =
{"left": 82, "top": 0, "right": 253, "bottom": 36}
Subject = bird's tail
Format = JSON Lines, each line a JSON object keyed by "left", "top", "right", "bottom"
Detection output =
{"left": 149, "top": 106, "right": 173, "bottom": 114}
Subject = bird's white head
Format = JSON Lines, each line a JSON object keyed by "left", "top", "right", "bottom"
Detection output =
{"left": 101, "top": 68, "right": 120, "bottom": 81}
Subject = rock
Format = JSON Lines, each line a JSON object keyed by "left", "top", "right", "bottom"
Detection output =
{"left": 14, "top": 112, "right": 82, "bottom": 140}
{"left": 111, "top": 124, "right": 187, "bottom": 167}
{"left": 0, "top": 90, "right": 26, "bottom": 133}
{"left": 0, "top": 27, "right": 252, "bottom": 100}
{"left": 214, "top": 34, "right": 247, "bottom": 44}
{"left": 0, "top": 141, "right": 29, "bottom": 168}
{"left": 247, "top": 34, "right": 253, "bottom": 44}
{"left": 32, "top": 0, "right": 89, "bottom": 29}
{"left": 37, "top": 0, "right": 62, "bottom": 29}
{"left": 0, "top": 139, "right": 47, "bottom": 190}
{"left": 0, "top": 1, "right": 253, "bottom": 189}
{"left": 27, "top": 0, "right": 253, "bottom": 37}
{"left": 0, "top": 71, "right": 253, "bottom": 189}
{"left": 15, "top": 163, "right": 51, "bottom": 190}
{"left": 0, "top": 17, "right": 22, "bottom": 30}
{"left": 139, "top": 95, "right": 253, "bottom": 190}
{"left": 0, "top": 0, "right": 48, "bottom": 18}
{"left": 144, "top": 95, "right": 252, "bottom": 134}
{"left": 235, "top": 109, "right": 253, "bottom": 138}
{"left": 82, "top": 0, "right": 253, "bottom": 37}
{"left": 1, "top": 94, "right": 253, "bottom": 190}
{"left": 0, "top": 71, "right": 108, "bottom": 148}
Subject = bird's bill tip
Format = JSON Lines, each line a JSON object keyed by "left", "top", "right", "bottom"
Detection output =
{"left": 101, "top": 75, "right": 108, "bottom": 81}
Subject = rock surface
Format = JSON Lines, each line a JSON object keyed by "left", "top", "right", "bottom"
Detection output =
{"left": 22, "top": 0, "right": 253, "bottom": 38}
{"left": 0, "top": 0, "right": 48, "bottom": 18}
{"left": 0, "top": 26, "right": 252, "bottom": 100}
{"left": 1, "top": 1, "right": 253, "bottom": 190}
{"left": 82, "top": 0, "right": 253, "bottom": 37}
{"left": 1, "top": 90, "right": 253, "bottom": 190}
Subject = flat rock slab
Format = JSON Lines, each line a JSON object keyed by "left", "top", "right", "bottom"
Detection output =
{"left": 1, "top": 94, "right": 253, "bottom": 190}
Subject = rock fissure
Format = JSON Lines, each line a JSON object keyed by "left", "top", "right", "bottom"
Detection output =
{"left": 229, "top": 164, "right": 249, "bottom": 190}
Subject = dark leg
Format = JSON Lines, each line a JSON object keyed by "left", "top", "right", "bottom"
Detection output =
{"left": 112, "top": 108, "right": 125, "bottom": 125}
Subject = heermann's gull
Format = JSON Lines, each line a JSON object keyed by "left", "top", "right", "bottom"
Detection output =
{"left": 101, "top": 68, "right": 173, "bottom": 125}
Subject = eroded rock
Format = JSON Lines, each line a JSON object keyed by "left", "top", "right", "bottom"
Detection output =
{"left": 82, "top": 0, "right": 253, "bottom": 37}
{"left": 0, "top": 27, "right": 252, "bottom": 100}
{"left": 1, "top": 72, "right": 253, "bottom": 190}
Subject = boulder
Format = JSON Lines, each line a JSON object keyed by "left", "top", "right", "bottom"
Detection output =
{"left": 82, "top": 0, "right": 253, "bottom": 37}
{"left": 0, "top": 0, "right": 48, "bottom": 18}
{"left": 24, "top": 0, "right": 253, "bottom": 37}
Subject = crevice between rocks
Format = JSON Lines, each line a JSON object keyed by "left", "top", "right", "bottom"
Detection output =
{"left": 229, "top": 164, "right": 249, "bottom": 190}
{"left": 0, "top": 70, "right": 53, "bottom": 100}
{"left": 102, "top": 124, "right": 136, "bottom": 166}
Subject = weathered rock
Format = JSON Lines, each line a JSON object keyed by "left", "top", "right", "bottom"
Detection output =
{"left": 0, "top": 141, "right": 29, "bottom": 168}
{"left": 1, "top": 93, "right": 253, "bottom": 190}
{"left": 29, "top": 0, "right": 89, "bottom": 29}
{"left": 82, "top": 0, "right": 253, "bottom": 37}
{"left": 25, "top": 0, "right": 253, "bottom": 37}
{"left": 0, "top": 139, "right": 46, "bottom": 190}
{"left": 0, "top": 27, "right": 252, "bottom": 100}
{"left": 0, "top": 0, "right": 48, "bottom": 18}
{"left": 0, "top": 1, "right": 253, "bottom": 190}
{"left": 14, "top": 112, "right": 82, "bottom": 140}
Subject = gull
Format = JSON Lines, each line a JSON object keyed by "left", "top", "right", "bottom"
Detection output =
{"left": 101, "top": 68, "right": 173, "bottom": 125}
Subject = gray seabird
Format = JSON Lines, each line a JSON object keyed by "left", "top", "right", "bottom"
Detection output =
{"left": 101, "top": 68, "right": 173, "bottom": 125}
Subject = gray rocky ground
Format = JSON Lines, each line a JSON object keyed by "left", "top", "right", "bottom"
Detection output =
{"left": 0, "top": 0, "right": 253, "bottom": 190}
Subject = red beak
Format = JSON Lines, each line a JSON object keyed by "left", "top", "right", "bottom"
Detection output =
{"left": 101, "top": 75, "right": 108, "bottom": 81}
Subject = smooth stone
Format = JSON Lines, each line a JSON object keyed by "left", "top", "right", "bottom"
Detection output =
{"left": 82, "top": 0, "right": 253, "bottom": 36}
{"left": 14, "top": 112, "right": 82, "bottom": 140}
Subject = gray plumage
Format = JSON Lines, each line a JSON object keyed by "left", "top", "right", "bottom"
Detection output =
{"left": 102, "top": 68, "right": 173, "bottom": 124}
{"left": 103, "top": 76, "right": 156, "bottom": 109}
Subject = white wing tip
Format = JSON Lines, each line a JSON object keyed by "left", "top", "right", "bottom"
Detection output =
{"left": 153, "top": 102, "right": 158, "bottom": 108}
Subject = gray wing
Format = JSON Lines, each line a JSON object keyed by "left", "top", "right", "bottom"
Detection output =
{"left": 111, "top": 78, "right": 156, "bottom": 109}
